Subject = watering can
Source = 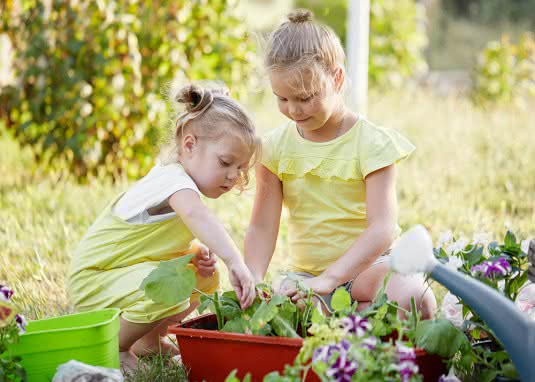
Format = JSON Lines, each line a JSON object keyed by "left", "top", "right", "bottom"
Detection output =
{"left": 389, "top": 226, "right": 535, "bottom": 382}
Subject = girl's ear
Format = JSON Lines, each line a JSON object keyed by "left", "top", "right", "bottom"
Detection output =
{"left": 334, "top": 66, "right": 345, "bottom": 93}
{"left": 182, "top": 133, "right": 197, "bottom": 154}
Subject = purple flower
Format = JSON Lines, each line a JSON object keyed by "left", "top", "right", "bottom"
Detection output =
{"left": 0, "top": 285, "right": 13, "bottom": 302}
{"left": 325, "top": 352, "right": 358, "bottom": 382}
{"left": 396, "top": 360, "right": 419, "bottom": 382}
{"left": 340, "top": 314, "right": 372, "bottom": 337}
{"left": 396, "top": 343, "right": 416, "bottom": 362}
{"left": 312, "top": 339, "right": 352, "bottom": 364}
{"left": 15, "top": 314, "right": 27, "bottom": 334}
{"left": 471, "top": 258, "right": 511, "bottom": 277}
{"left": 360, "top": 336, "right": 377, "bottom": 350}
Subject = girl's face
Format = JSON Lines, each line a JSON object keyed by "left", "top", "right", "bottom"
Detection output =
{"left": 270, "top": 68, "right": 342, "bottom": 133}
{"left": 180, "top": 127, "right": 251, "bottom": 198}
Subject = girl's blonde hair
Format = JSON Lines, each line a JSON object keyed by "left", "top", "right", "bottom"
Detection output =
{"left": 265, "top": 9, "right": 346, "bottom": 95}
{"left": 160, "top": 82, "right": 260, "bottom": 191}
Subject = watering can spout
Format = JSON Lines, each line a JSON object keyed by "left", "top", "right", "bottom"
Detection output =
{"left": 390, "top": 227, "right": 535, "bottom": 382}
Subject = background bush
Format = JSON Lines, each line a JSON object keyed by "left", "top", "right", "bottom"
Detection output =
{"left": 294, "top": 0, "right": 428, "bottom": 88}
{"left": 473, "top": 33, "right": 535, "bottom": 105}
{"left": 442, "top": 0, "right": 535, "bottom": 28}
{"left": 0, "top": 0, "right": 256, "bottom": 180}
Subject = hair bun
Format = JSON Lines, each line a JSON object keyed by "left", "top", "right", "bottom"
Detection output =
{"left": 175, "top": 84, "right": 214, "bottom": 113}
{"left": 287, "top": 9, "right": 313, "bottom": 24}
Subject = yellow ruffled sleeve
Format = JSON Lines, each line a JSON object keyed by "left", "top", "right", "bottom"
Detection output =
{"left": 358, "top": 122, "right": 416, "bottom": 178}
{"left": 260, "top": 126, "right": 284, "bottom": 177}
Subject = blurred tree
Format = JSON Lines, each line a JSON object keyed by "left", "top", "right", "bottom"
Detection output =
{"left": 0, "top": 0, "right": 256, "bottom": 180}
{"left": 442, "top": 0, "right": 535, "bottom": 27}
{"left": 473, "top": 33, "right": 535, "bottom": 105}
{"left": 294, "top": 0, "right": 428, "bottom": 88}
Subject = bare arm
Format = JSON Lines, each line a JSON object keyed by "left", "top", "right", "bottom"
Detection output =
{"left": 169, "top": 189, "right": 243, "bottom": 267}
{"left": 169, "top": 189, "right": 255, "bottom": 308}
{"left": 310, "top": 165, "right": 398, "bottom": 294}
{"left": 244, "top": 164, "right": 283, "bottom": 282}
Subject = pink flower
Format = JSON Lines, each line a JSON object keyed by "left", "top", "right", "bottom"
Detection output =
{"left": 396, "top": 360, "right": 419, "bottom": 382}
{"left": 471, "top": 258, "right": 511, "bottom": 277}
{"left": 0, "top": 285, "right": 14, "bottom": 302}
{"left": 15, "top": 314, "right": 27, "bottom": 334}
{"left": 340, "top": 314, "right": 372, "bottom": 337}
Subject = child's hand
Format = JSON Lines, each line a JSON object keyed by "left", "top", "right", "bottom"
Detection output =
{"left": 192, "top": 243, "right": 217, "bottom": 278}
{"left": 282, "top": 275, "right": 336, "bottom": 304}
{"left": 227, "top": 260, "right": 255, "bottom": 310}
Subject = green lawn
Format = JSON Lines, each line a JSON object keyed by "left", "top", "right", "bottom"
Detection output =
{"left": 1, "top": 90, "right": 534, "bottom": 320}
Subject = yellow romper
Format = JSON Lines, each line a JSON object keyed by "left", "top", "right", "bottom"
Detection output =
{"left": 262, "top": 117, "right": 415, "bottom": 276}
{"left": 69, "top": 186, "right": 219, "bottom": 323}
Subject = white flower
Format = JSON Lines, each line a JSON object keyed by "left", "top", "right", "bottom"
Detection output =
{"left": 445, "top": 238, "right": 469, "bottom": 256}
{"left": 437, "top": 230, "right": 454, "bottom": 247}
{"left": 112, "top": 74, "right": 125, "bottom": 90}
{"left": 445, "top": 256, "right": 463, "bottom": 271}
{"left": 80, "top": 102, "right": 93, "bottom": 117}
{"left": 80, "top": 83, "right": 92, "bottom": 98}
{"left": 521, "top": 240, "right": 531, "bottom": 254}
{"left": 113, "top": 95, "right": 125, "bottom": 109}
{"left": 472, "top": 232, "right": 491, "bottom": 246}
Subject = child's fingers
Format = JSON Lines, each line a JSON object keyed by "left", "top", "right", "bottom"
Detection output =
{"left": 198, "top": 246, "right": 210, "bottom": 260}
{"left": 197, "top": 257, "right": 217, "bottom": 267}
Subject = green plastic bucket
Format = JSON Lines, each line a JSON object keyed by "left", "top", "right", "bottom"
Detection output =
{"left": 11, "top": 308, "right": 120, "bottom": 382}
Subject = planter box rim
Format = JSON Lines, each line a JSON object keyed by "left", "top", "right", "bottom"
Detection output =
{"left": 168, "top": 313, "right": 304, "bottom": 347}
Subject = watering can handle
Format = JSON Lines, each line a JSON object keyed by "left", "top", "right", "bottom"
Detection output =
{"left": 528, "top": 240, "right": 535, "bottom": 283}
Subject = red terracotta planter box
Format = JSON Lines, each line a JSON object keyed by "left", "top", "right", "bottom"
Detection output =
{"left": 168, "top": 314, "right": 446, "bottom": 382}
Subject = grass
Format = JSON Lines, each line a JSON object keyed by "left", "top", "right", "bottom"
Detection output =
{"left": 124, "top": 353, "right": 188, "bottom": 382}
{"left": 1, "top": 90, "right": 534, "bottom": 324}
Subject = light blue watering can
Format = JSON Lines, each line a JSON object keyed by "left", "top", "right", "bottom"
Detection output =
{"left": 389, "top": 226, "right": 535, "bottom": 382}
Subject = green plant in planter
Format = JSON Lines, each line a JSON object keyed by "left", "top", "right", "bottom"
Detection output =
{"left": 225, "top": 284, "right": 469, "bottom": 382}
{"left": 141, "top": 259, "right": 468, "bottom": 380}
{"left": 0, "top": 285, "right": 27, "bottom": 382}
{"left": 434, "top": 230, "right": 532, "bottom": 381}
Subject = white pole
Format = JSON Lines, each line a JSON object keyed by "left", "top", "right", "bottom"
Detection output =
{"left": 346, "top": 0, "right": 370, "bottom": 115}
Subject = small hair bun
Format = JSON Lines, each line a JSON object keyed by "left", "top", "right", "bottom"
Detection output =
{"left": 288, "top": 9, "right": 313, "bottom": 24}
{"left": 175, "top": 84, "right": 213, "bottom": 113}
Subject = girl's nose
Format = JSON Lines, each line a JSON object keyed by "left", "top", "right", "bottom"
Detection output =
{"left": 227, "top": 168, "right": 240, "bottom": 181}
{"left": 288, "top": 102, "right": 301, "bottom": 118}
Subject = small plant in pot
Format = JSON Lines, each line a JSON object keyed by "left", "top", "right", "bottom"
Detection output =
{"left": 0, "top": 285, "right": 27, "bottom": 382}
{"left": 434, "top": 230, "right": 534, "bottom": 382}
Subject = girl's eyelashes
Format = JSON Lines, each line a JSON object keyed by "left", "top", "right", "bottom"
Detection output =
{"left": 299, "top": 95, "right": 314, "bottom": 102}
{"left": 219, "top": 158, "right": 231, "bottom": 167}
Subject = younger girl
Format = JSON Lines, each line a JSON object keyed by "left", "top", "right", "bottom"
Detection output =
{"left": 69, "top": 83, "right": 259, "bottom": 368}
{"left": 245, "top": 10, "right": 436, "bottom": 317}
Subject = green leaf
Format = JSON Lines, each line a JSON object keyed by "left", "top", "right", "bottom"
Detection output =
{"left": 270, "top": 294, "right": 289, "bottom": 306}
{"left": 330, "top": 287, "right": 351, "bottom": 311}
{"left": 220, "top": 299, "right": 242, "bottom": 321}
{"left": 505, "top": 230, "right": 517, "bottom": 247}
{"left": 415, "top": 319, "right": 471, "bottom": 358}
{"left": 224, "top": 369, "right": 239, "bottom": 382}
{"left": 263, "top": 371, "right": 282, "bottom": 382}
{"left": 251, "top": 301, "right": 278, "bottom": 331}
{"left": 139, "top": 255, "right": 196, "bottom": 305}
{"left": 221, "top": 317, "right": 248, "bottom": 334}
{"left": 310, "top": 305, "right": 325, "bottom": 324}
{"left": 271, "top": 316, "right": 300, "bottom": 338}
{"left": 465, "top": 246, "right": 484, "bottom": 266}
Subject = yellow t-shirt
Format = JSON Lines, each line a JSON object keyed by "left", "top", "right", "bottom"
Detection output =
{"left": 262, "top": 117, "right": 415, "bottom": 276}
